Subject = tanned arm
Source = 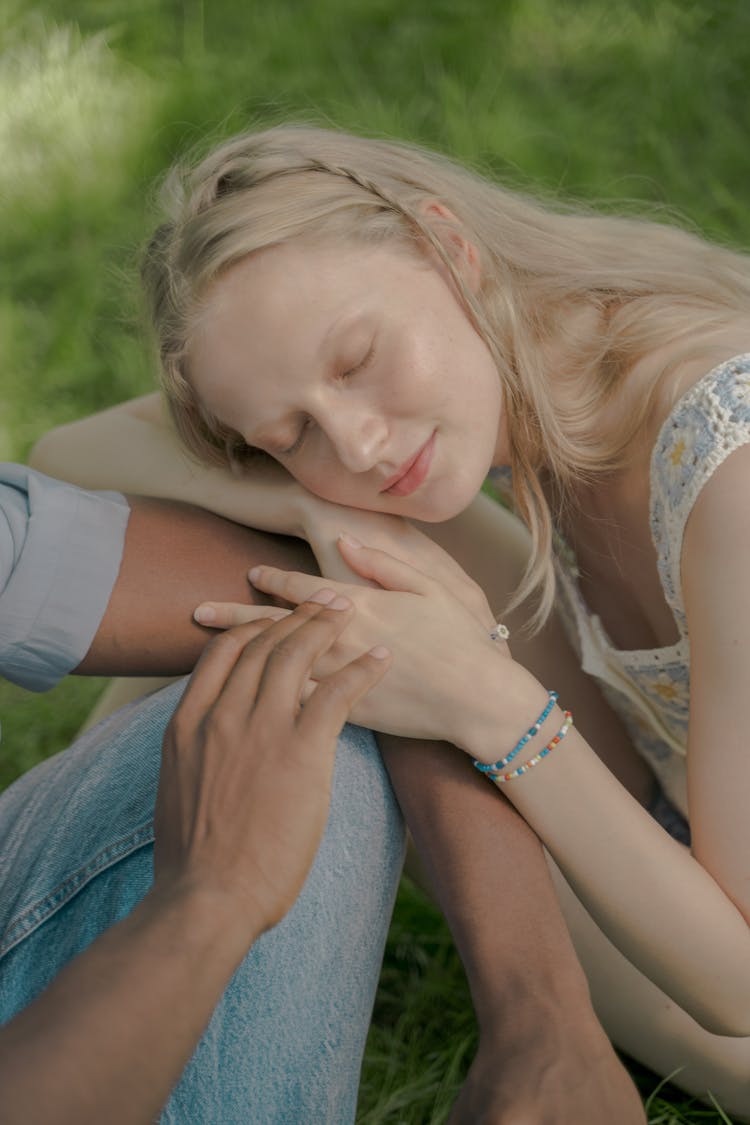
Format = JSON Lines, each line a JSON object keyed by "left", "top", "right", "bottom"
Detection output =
{"left": 75, "top": 495, "right": 315, "bottom": 677}
{"left": 379, "top": 736, "right": 644, "bottom": 1124}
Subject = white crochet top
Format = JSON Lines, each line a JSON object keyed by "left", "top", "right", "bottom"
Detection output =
{"left": 491, "top": 354, "right": 750, "bottom": 818}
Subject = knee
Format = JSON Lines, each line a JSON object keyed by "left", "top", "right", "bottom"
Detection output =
{"left": 330, "top": 723, "right": 406, "bottom": 865}
{"left": 693, "top": 1037, "right": 750, "bottom": 1120}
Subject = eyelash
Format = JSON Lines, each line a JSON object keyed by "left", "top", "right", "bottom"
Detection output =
{"left": 281, "top": 342, "right": 376, "bottom": 457}
{"left": 281, "top": 419, "right": 310, "bottom": 457}
{"left": 341, "top": 343, "right": 375, "bottom": 381}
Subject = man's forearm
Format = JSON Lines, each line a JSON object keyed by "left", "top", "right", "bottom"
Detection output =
{"left": 378, "top": 735, "right": 592, "bottom": 1037}
{"left": 76, "top": 496, "right": 316, "bottom": 677}
{"left": 0, "top": 887, "right": 256, "bottom": 1125}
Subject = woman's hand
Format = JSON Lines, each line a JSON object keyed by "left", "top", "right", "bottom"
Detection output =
{"left": 195, "top": 537, "right": 523, "bottom": 752}
{"left": 299, "top": 497, "right": 495, "bottom": 628}
{"left": 153, "top": 595, "right": 390, "bottom": 941}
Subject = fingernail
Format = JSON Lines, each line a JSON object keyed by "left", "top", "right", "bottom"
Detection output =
{"left": 248, "top": 566, "right": 262, "bottom": 583}
{"left": 338, "top": 532, "right": 363, "bottom": 549}
{"left": 269, "top": 609, "right": 288, "bottom": 620}
{"left": 309, "top": 588, "right": 336, "bottom": 604}
{"left": 194, "top": 605, "right": 216, "bottom": 624}
{"left": 330, "top": 595, "right": 352, "bottom": 610}
{"left": 369, "top": 645, "right": 390, "bottom": 659}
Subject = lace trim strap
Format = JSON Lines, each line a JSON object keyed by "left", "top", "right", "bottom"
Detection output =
{"left": 649, "top": 354, "right": 750, "bottom": 636}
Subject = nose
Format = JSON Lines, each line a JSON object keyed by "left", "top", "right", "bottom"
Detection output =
{"left": 324, "top": 405, "right": 389, "bottom": 474}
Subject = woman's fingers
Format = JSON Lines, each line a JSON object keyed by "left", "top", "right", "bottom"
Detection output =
{"left": 248, "top": 565, "right": 342, "bottom": 605}
{"left": 193, "top": 602, "right": 290, "bottom": 628}
{"left": 336, "top": 534, "right": 435, "bottom": 593}
{"left": 341, "top": 531, "right": 495, "bottom": 629}
{"left": 247, "top": 542, "right": 436, "bottom": 611}
{"left": 195, "top": 602, "right": 292, "bottom": 629}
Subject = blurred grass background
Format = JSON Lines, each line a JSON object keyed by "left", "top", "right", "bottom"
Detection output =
{"left": 1, "top": 1, "right": 748, "bottom": 1120}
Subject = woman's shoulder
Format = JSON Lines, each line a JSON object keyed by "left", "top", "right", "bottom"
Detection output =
{"left": 649, "top": 351, "right": 750, "bottom": 629}
{"left": 651, "top": 351, "right": 750, "bottom": 500}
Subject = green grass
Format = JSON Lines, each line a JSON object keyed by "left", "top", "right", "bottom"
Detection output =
{"left": 2, "top": 1, "right": 749, "bottom": 1119}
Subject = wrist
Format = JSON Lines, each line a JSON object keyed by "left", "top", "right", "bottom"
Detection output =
{"left": 456, "top": 660, "right": 548, "bottom": 763}
{"left": 475, "top": 954, "right": 594, "bottom": 1044}
{"left": 144, "top": 878, "right": 264, "bottom": 964}
{"left": 292, "top": 481, "right": 326, "bottom": 540}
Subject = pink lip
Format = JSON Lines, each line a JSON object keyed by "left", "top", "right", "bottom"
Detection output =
{"left": 382, "top": 432, "right": 436, "bottom": 497}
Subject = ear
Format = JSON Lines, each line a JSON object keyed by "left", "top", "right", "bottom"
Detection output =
{"left": 417, "top": 200, "right": 482, "bottom": 295}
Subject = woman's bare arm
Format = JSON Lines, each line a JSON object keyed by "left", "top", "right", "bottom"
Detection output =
{"left": 31, "top": 393, "right": 308, "bottom": 535}
{"left": 29, "top": 396, "right": 318, "bottom": 676}
{"left": 232, "top": 528, "right": 750, "bottom": 1038}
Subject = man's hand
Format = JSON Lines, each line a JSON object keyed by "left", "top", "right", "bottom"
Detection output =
{"left": 0, "top": 593, "right": 390, "bottom": 1125}
{"left": 154, "top": 592, "right": 391, "bottom": 940}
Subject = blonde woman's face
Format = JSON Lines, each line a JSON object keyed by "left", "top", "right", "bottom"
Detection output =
{"left": 188, "top": 238, "right": 507, "bottom": 521}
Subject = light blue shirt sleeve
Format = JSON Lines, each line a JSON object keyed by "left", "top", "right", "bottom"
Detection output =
{"left": 0, "top": 464, "right": 130, "bottom": 692}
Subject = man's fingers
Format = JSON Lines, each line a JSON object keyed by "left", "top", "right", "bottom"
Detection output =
{"left": 174, "top": 616, "right": 282, "bottom": 724}
{"left": 216, "top": 593, "right": 353, "bottom": 716}
{"left": 179, "top": 594, "right": 342, "bottom": 723}
{"left": 297, "top": 647, "right": 392, "bottom": 741}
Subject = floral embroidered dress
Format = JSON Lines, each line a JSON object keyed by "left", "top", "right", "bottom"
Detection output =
{"left": 491, "top": 354, "right": 750, "bottom": 820}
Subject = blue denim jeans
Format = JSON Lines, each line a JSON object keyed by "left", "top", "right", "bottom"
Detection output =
{"left": 0, "top": 679, "right": 406, "bottom": 1123}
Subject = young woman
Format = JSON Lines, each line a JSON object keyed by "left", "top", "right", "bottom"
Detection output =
{"left": 33, "top": 122, "right": 750, "bottom": 1119}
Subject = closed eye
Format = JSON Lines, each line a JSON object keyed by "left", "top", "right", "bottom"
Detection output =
{"left": 341, "top": 342, "right": 375, "bottom": 379}
{"left": 282, "top": 340, "right": 375, "bottom": 456}
{"left": 280, "top": 418, "right": 312, "bottom": 457}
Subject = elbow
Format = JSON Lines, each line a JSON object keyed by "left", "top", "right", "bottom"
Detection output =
{"left": 29, "top": 426, "right": 68, "bottom": 475}
{"left": 688, "top": 994, "right": 750, "bottom": 1038}
{"left": 698, "top": 1016, "right": 750, "bottom": 1039}
{"left": 29, "top": 418, "right": 95, "bottom": 483}
{"left": 687, "top": 907, "right": 750, "bottom": 1036}
{"left": 670, "top": 945, "right": 750, "bottom": 1036}
{"left": 700, "top": 1014, "right": 750, "bottom": 1039}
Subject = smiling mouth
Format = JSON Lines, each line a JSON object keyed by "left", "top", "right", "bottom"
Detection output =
{"left": 382, "top": 431, "right": 436, "bottom": 497}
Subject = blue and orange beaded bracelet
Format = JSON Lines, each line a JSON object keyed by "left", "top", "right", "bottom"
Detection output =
{"left": 486, "top": 711, "right": 574, "bottom": 784}
{"left": 473, "top": 691, "right": 574, "bottom": 784}
{"left": 473, "top": 690, "right": 558, "bottom": 776}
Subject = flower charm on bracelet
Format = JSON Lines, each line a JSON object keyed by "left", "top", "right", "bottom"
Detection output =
{"left": 489, "top": 622, "right": 510, "bottom": 642}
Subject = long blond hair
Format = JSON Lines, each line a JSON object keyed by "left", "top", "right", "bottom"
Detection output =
{"left": 143, "top": 122, "right": 750, "bottom": 625}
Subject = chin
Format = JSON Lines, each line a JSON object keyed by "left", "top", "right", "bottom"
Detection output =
{"left": 409, "top": 498, "right": 475, "bottom": 522}
{"left": 400, "top": 480, "right": 483, "bottom": 522}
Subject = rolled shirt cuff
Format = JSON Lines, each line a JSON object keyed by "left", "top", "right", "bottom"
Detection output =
{"left": 0, "top": 470, "right": 129, "bottom": 692}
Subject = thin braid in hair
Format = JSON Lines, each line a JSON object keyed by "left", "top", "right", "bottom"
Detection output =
{"left": 214, "top": 153, "right": 485, "bottom": 322}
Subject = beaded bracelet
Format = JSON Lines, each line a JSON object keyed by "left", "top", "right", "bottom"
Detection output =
{"left": 490, "top": 711, "right": 574, "bottom": 785}
{"left": 473, "top": 690, "right": 558, "bottom": 777}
